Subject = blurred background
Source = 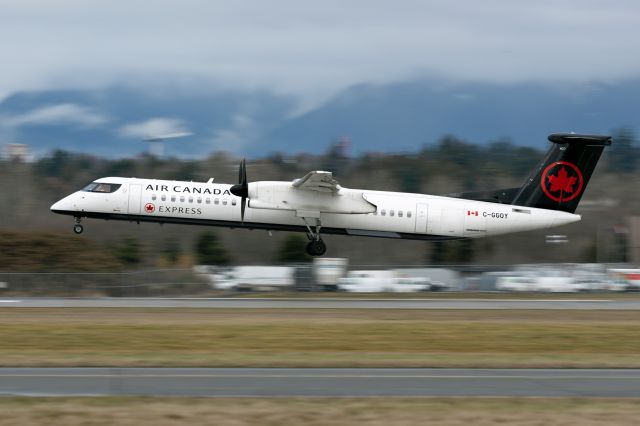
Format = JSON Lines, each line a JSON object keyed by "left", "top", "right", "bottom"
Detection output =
{"left": 2, "top": 127, "right": 639, "bottom": 296}
{"left": 4, "top": 3, "right": 640, "bottom": 424}
{"left": 1, "top": 0, "right": 639, "bottom": 295}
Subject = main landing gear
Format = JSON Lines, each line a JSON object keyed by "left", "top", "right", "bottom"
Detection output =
{"left": 306, "top": 239, "right": 326, "bottom": 257}
{"left": 73, "top": 217, "right": 84, "bottom": 234}
{"left": 303, "top": 217, "right": 327, "bottom": 256}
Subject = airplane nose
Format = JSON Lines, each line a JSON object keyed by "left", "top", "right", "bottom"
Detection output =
{"left": 50, "top": 195, "right": 75, "bottom": 214}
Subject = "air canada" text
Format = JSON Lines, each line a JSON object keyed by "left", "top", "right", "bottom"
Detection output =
{"left": 146, "top": 184, "right": 231, "bottom": 195}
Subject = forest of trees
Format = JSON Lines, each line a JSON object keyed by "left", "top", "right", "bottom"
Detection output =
{"left": 1, "top": 129, "right": 638, "bottom": 271}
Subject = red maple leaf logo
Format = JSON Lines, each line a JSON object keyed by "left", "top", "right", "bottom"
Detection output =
{"left": 547, "top": 167, "right": 577, "bottom": 194}
{"left": 144, "top": 203, "right": 155, "bottom": 213}
{"left": 540, "top": 162, "right": 584, "bottom": 203}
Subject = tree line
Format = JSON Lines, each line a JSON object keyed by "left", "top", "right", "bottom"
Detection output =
{"left": 0, "top": 128, "right": 637, "bottom": 271}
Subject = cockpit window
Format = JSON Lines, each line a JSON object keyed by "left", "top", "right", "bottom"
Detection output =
{"left": 82, "top": 182, "right": 122, "bottom": 193}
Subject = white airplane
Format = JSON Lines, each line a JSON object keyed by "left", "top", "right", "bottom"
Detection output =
{"left": 51, "top": 133, "right": 611, "bottom": 256}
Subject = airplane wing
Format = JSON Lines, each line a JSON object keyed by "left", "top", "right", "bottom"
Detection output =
{"left": 291, "top": 171, "right": 341, "bottom": 193}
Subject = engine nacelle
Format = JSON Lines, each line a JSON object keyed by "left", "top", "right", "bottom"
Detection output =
{"left": 247, "top": 182, "right": 375, "bottom": 214}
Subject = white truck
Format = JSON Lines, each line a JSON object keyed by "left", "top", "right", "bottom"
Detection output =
{"left": 209, "top": 266, "right": 295, "bottom": 291}
{"left": 313, "top": 257, "right": 348, "bottom": 291}
{"left": 337, "top": 270, "right": 433, "bottom": 292}
{"left": 497, "top": 275, "right": 581, "bottom": 292}
{"left": 608, "top": 269, "right": 640, "bottom": 290}
{"left": 496, "top": 273, "right": 628, "bottom": 292}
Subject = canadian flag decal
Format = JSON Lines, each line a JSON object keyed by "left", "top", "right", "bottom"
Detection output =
{"left": 467, "top": 210, "right": 478, "bottom": 216}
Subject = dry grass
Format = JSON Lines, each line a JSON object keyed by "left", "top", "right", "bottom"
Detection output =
{"left": 0, "top": 308, "right": 639, "bottom": 367}
{"left": 1, "top": 397, "right": 640, "bottom": 426}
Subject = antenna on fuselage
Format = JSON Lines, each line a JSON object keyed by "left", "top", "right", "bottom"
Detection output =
{"left": 143, "top": 132, "right": 193, "bottom": 157}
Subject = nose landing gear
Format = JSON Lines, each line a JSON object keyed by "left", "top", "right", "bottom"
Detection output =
{"left": 73, "top": 217, "right": 84, "bottom": 234}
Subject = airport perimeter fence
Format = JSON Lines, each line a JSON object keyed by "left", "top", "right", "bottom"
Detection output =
{"left": 0, "top": 269, "right": 212, "bottom": 297}
{"left": 0, "top": 263, "right": 636, "bottom": 296}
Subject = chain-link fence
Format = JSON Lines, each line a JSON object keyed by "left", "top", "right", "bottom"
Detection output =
{"left": 0, "top": 269, "right": 212, "bottom": 297}
{"left": 0, "top": 263, "right": 637, "bottom": 296}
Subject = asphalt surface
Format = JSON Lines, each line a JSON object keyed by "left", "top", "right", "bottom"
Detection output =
{"left": 1, "top": 368, "right": 639, "bottom": 397}
{"left": 1, "top": 297, "right": 640, "bottom": 309}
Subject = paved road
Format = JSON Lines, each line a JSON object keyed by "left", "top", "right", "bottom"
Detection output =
{"left": 1, "top": 297, "right": 640, "bottom": 309}
{"left": 1, "top": 368, "right": 639, "bottom": 397}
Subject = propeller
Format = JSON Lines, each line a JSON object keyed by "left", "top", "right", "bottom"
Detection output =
{"left": 230, "top": 159, "right": 248, "bottom": 222}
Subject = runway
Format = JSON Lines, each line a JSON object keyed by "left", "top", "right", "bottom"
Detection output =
{"left": 1, "top": 297, "right": 640, "bottom": 309}
{"left": 2, "top": 368, "right": 640, "bottom": 397}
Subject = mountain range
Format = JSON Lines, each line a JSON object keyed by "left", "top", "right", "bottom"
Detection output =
{"left": 1, "top": 79, "right": 638, "bottom": 158}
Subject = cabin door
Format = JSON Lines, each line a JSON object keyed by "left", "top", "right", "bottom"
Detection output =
{"left": 414, "top": 203, "right": 429, "bottom": 233}
{"left": 128, "top": 184, "right": 142, "bottom": 214}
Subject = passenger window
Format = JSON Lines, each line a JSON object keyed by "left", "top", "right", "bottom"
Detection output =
{"left": 197, "top": 197, "right": 202, "bottom": 204}
{"left": 206, "top": 198, "right": 211, "bottom": 204}
{"left": 214, "top": 198, "right": 219, "bottom": 205}
{"left": 390, "top": 210, "right": 394, "bottom": 217}
{"left": 180, "top": 196, "right": 185, "bottom": 202}
{"left": 188, "top": 197, "right": 193, "bottom": 203}
{"left": 398, "top": 211, "right": 403, "bottom": 217}
{"left": 151, "top": 194, "right": 156, "bottom": 201}
{"left": 231, "top": 199, "right": 237, "bottom": 206}
{"left": 161, "top": 195, "right": 166, "bottom": 201}
{"left": 171, "top": 195, "right": 176, "bottom": 202}
{"left": 381, "top": 209, "right": 386, "bottom": 216}
{"left": 407, "top": 211, "right": 412, "bottom": 218}
{"left": 223, "top": 199, "right": 228, "bottom": 205}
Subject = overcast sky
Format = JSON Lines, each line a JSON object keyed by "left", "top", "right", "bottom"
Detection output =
{"left": 1, "top": 0, "right": 639, "bottom": 106}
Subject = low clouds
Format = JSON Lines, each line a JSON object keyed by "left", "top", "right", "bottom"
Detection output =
{"left": 1, "top": 103, "right": 108, "bottom": 128}
{"left": 0, "top": 0, "right": 639, "bottom": 105}
{"left": 118, "top": 118, "right": 191, "bottom": 139}
{"left": 211, "top": 114, "right": 257, "bottom": 152}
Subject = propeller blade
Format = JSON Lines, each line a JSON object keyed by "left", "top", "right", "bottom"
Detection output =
{"left": 230, "top": 159, "right": 249, "bottom": 222}
{"left": 230, "top": 159, "right": 248, "bottom": 198}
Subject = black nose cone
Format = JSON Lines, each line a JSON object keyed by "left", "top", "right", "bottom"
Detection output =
{"left": 230, "top": 184, "right": 247, "bottom": 198}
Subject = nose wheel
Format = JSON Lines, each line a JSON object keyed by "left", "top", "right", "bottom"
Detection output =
{"left": 73, "top": 217, "right": 84, "bottom": 234}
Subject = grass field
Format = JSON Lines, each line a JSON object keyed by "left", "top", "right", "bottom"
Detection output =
{"left": 1, "top": 397, "right": 640, "bottom": 426}
{"left": 1, "top": 308, "right": 639, "bottom": 367}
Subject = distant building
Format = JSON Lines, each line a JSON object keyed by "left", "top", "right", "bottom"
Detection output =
{"left": 3, "top": 144, "right": 32, "bottom": 162}
{"left": 629, "top": 216, "right": 640, "bottom": 264}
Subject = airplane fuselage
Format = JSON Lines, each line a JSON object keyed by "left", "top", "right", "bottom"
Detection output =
{"left": 51, "top": 176, "right": 581, "bottom": 241}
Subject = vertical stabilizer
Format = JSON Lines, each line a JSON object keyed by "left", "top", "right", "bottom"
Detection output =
{"left": 511, "top": 133, "right": 612, "bottom": 213}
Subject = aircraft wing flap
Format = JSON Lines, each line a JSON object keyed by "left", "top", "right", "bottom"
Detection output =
{"left": 292, "top": 171, "right": 340, "bottom": 193}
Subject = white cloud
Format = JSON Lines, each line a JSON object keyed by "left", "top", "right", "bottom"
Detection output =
{"left": 211, "top": 114, "right": 257, "bottom": 152}
{"left": 0, "top": 0, "right": 639, "bottom": 106}
{"left": 118, "top": 117, "right": 190, "bottom": 139}
{"left": 1, "top": 103, "right": 108, "bottom": 128}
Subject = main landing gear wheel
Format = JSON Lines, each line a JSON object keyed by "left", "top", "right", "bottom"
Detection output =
{"left": 301, "top": 216, "right": 326, "bottom": 256}
{"left": 306, "top": 239, "right": 327, "bottom": 257}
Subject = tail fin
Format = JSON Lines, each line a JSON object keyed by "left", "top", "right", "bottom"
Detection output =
{"left": 511, "top": 133, "right": 612, "bottom": 213}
